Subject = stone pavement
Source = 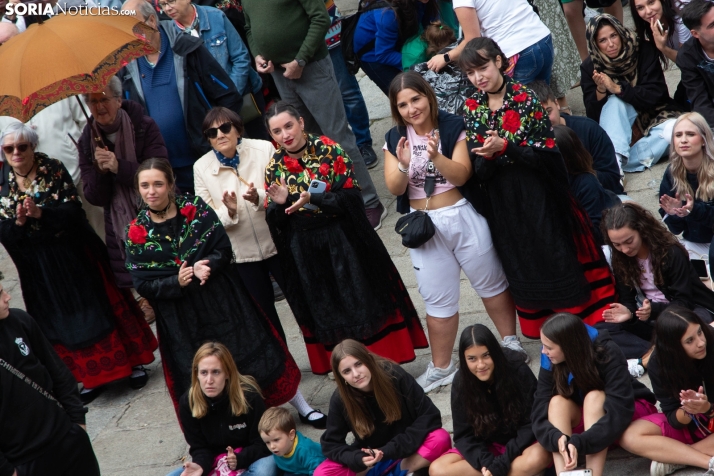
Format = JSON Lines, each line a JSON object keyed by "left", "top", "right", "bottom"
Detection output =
{"left": 0, "top": 3, "right": 703, "bottom": 474}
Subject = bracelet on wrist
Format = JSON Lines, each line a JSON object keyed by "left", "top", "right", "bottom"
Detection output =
{"left": 597, "top": 88, "right": 607, "bottom": 94}
{"left": 397, "top": 163, "right": 409, "bottom": 174}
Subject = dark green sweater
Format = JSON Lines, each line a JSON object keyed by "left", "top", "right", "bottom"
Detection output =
{"left": 243, "top": 0, "right": 330, "bottom": 66}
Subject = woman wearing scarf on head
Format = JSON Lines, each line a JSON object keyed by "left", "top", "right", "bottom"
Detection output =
{"left": 581, "top": 14, "right": 682, "bottom": 174}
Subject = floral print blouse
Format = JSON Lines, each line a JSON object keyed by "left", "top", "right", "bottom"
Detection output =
{"left": 264, "top": 133, "right": 359, "bottom": 214}
{"left": 462, "top": 77, "right": 556, "bottom": 168}
{"left": 0, "top": 153, "right": 80, "bottom": 232}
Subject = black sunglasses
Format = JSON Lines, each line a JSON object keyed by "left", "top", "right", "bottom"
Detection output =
{"left": 2, "top": 143, "right": 29, "bottom": 154}
{"left": 204, "top": 122, "right": 233, "bottom": 139}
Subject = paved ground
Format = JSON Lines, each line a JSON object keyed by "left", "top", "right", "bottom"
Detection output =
{"left": 0, "top": 3, "right": 702, "bottom": 475}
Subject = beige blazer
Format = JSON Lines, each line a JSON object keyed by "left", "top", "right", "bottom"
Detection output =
{"left": 194, "top": 138, "right": 277, "bottom": 263}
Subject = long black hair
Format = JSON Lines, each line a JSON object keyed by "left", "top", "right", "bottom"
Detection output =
{"left": 553, "top": 125, "right": 597, "bottom": 177}
{"left": 384, "top": 0, "right": 440, "bottom": 46}
{"left": 541, "top": 313, "right": 609, "bottom": 397}
{"left": 654, "top": 306, "right": 714, "bottom": 399}
{"left": 457, "top": 324, "right": 527, "bottom": 439}
{"left": 629, "top": 0, "right": 679, "bottom": 68}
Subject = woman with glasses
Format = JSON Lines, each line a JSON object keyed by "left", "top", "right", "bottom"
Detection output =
{"left": 0, "top": 122, "right": 159, "bottom": 403}
{"left": 193, "top": 107, "right": 326, "bottom": 428}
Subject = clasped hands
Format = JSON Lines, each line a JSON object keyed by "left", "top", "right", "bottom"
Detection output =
{"left": 255, "top": 55, "right": 303, "bottom": 80}
{"left": 177, "top": 259, "right": 211, "bottom": 287}
{"left": 592, "top": 70, "right": 620, "bottom": 95}
{"left": 558, "top": 434, "right": 579, "bottom": 472}
{"left": 681, "top": 386, "right": 711, "bottom": 415}
{"left": 94, "top": 147, "right": 118, "bottom": 174}
{"left": 265, "top": 177, "right": 311, "bottom": 214}
{"left": 470, "top": 130, "right": 506, "bottom": 159}
{"left": 14, "top": 196, "right": 41, "bottom": 226}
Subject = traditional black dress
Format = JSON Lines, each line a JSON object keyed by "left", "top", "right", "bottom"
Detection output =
{"left": 264, "top": 134, "right": 428, "bottom": 374}
{"left": 125, "top": 195, "right": 300, "bottom": 411}
{"left": 0, "top": 154, "right": 157, "bottom": 389}
{"left": 463, "top": 79, "right": 617, "bottom": 338}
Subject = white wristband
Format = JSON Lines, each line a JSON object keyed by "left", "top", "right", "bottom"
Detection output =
{"left": 397, "top": 163, "right": 409, "bottom": 174}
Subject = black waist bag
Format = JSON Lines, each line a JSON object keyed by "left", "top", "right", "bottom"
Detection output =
{"left": 395, "top": 210, "right": 435, "bottom": 248}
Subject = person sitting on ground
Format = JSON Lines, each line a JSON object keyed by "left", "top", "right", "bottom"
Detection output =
{"left": 582, "top": 14, "right": 681, "bottom": 174}
{"left": 530, "top": 80, "right": 624, "bottom": 195}
{"left": 259, "top": 407, "right": 326, "bottom": 476}
{"left": 677, "top": 0, "right": 714, "bottom": 128}
{"left": 553, "top": 125, "right": 621, "bottom": 247}
{"left": 317, "top": 339, "right": 452, "bottom": 475}
{"left": 532, "top": 313, "right": 657, "bottom": 476}
{"left": 601, "top": 202, "right": 714, "bottom": 376}
{"left": 620, "top": 306, "right": 714, "bottom": 476}
{"left": 0, "top": 273, "right": 101, "bottom": 476}
{"left": 659, "top": 112, "right": 714, "bottom": 272}
{"left": 166, "top": 342, "right": 278, "bottom": 476}
{"left": 429, "top": 325, "right": 552, "bottom": 476}
{"left": 630, "top": 0, "right": 693, "bottom": 110}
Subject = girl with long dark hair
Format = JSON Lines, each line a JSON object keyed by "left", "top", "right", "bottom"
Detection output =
{"left": 601, "top": 202, "right": 714, "bottom": 371}
{"left": 630, "top": 0, "right": 691, "bottom": 109}
{"left": 460, "top": 37, "right": 617, "bottom": 339}
{"left": 383, "top": 71, "right": 521, "bottom": 393}
{"left": 429, "top": 325, "right": 551, "bottom": 476}
{"left": 353, "top": 0, "right": 440, "bottom": 94}
{"left": 532, "top": 313, "right": 656, "bottom": 476}
{"left": 620, "top": 307, "right": 714, "bottom": 476}
{"left": 553, "top": 125, "right": 620, "bottom": 247}
{"left": 317, "top": 339, "right": 451, "bottom": 475}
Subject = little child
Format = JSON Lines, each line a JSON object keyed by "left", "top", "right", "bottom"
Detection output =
{"left": 259, "top": 407, "right": 325, "bottom": 476}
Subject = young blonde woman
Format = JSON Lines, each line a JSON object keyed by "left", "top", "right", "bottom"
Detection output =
{"left": 659, "top": 112, "right": 714, "bottom": 274}
{"left": 167, "top": 342, "right": 277, "bottom": 476}
{"left": 317, "top": 339, "right": 451, "bottom": 476}
{"left": 384, "top": 71, "right": 522, "bottom": 393}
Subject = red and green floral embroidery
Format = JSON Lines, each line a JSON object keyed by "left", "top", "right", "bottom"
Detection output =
{"left": 264, "top": 133, "right": 359, "bottom": 212}
{"left": 463, "top": 79, "right": 556, "bottom": 151}
{"left": 125, "top": 196, "right": 220, "bottom": 271}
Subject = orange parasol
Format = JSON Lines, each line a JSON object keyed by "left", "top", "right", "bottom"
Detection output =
{"left": 0, "top": 12, "right": 155, "bottom": 121}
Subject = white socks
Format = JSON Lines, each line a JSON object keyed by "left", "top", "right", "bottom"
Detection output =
{"left": 289, "top": 390, "right": 322, "bottom": 421}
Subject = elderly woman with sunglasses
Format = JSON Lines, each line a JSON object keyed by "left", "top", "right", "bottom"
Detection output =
{"left": 0, "top": 122, "right": 158, "bottom": 403}
{"left": 193, "top": 107, "right": 327, "bottom": 428}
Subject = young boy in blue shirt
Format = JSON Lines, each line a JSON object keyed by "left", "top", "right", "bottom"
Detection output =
{"left": 259, "top": 407, "right": 325, "bottom": 476}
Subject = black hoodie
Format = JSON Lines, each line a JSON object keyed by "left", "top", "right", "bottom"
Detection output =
{"left": 531, "top": 328, "right": 655, "bottom": 455}
{"left": 0, "top": 309, "right": 86, "bottom": 476}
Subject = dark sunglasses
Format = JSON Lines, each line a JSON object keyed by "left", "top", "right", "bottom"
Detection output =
{"left": 204, "top": 122, "right": 233, "bottom": 139}
{"left": 2, "top": 143, "right": 29, "bottom": 154}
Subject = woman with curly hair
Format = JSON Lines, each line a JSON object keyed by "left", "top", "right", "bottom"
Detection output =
{"left": 532, "top": 313, "right": 656, "bottom": 476}
{"left": 601, "top": 202, "right": 714, "bottom": 375}
{"left": 125, "top": 158, "right": 300, "bottom": 415}
{"left": 659, "top": 112, "right": 714, "bottom": 270}
{"left": 429, "top": 325, "right": 551, "bottom": 476}
{"left": 264, "top": 102, "right": 427, "bottom": 374}
{"left": 460, "top": 37, "right": 617, "bottom": 339}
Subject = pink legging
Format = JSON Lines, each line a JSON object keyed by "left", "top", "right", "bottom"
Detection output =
{"left": 314, "top": 428, "right": 452, "bottom": 476}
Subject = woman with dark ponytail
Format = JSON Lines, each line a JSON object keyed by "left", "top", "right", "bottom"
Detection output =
{"left": 532, "top": 313, "right": 656, "bottom": 476}
{"left": 429, "top": 325, "right": 551, "bottom": 476}
{"left": 620, "top": 306, "right": 714, "bottom": 476}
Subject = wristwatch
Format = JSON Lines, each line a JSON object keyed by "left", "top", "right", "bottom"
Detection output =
{"left": 443, "top": 53, "right": 451, "bottom": 64}
{"left": 296, "top": 58, "right": 307, "bottom": 68}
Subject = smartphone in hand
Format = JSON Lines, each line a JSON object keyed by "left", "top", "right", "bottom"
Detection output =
{"left": 303, "top": 179, "right": 327, "bottom": 211}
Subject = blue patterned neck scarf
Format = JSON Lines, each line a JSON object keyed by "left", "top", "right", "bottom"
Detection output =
{"left": 214, "top": 145, "right": 240, "bottom": 170}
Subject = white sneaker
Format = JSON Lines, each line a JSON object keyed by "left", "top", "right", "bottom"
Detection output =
{"left": 628, "top": 359, "right": 645, "bottom": 378}
{"left": 416, "top": 361, "right": 457, "bottom": 392}
{"left": 650, "top": 460, "right": 686, "bottom": 476}
{"left": 502, "top": 335, "right": 530, "bottom": 363}
{"left": 705, "top": 456, "right": 714, "bottom": 476}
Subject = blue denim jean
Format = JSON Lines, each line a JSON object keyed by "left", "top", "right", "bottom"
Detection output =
{"left": 512, "top": 34, "right": 554, "bottom": 85}
{"left": 329, "top": 47, "right": 373, "bottom": 148}
{"left": 166, "top": 455, "right": 278, "bottom": 476}
{"left": 598, "top": 95, "right": 674, "bottom": 172}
